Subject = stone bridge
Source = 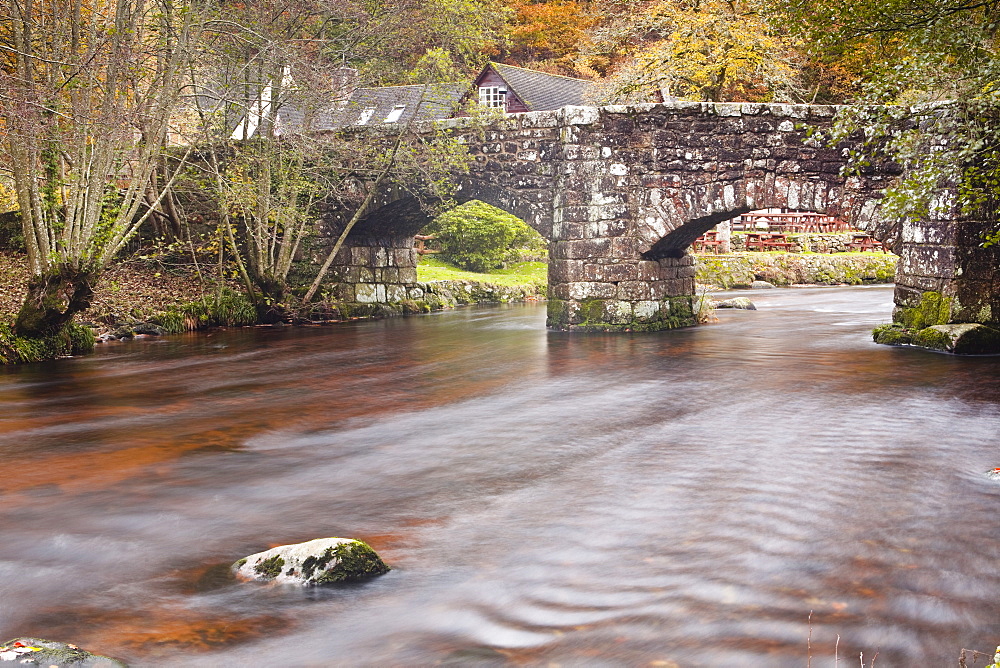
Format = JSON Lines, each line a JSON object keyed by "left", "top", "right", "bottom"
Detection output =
{"left": 319, "top": 101, "right": 1000, "bottom": 331}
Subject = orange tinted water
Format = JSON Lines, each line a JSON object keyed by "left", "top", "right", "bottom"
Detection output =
{"left": 2, "top": 287, "right": 1000, "bottom": 665}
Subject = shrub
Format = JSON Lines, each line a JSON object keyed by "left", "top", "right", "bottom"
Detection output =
{"left": 152, "top": 288, "right": 257, "bottom": 332}
{"left": 428, "top": 201, "right": 544, "bottom": 272}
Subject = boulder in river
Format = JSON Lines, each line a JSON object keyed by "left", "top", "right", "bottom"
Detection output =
{"left": 0, "top": 638, "right": 126, "bottom": 667}
{"left": 715, "top": 297, "right": 757, "bottom": 310}
{"left": 750, "top": 280, "right": 776, "bottom": 289}
{"left": 233, "top": 537, "right": 390, "bottom": 585}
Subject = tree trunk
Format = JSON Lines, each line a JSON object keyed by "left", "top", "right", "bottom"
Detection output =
{"left": 253, "top": 273, "right": 288, "bottom": 324}
{"left": 14, "top": 266, "right": 96, "bottom": 338}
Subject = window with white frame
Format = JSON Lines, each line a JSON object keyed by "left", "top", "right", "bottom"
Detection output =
{"left": 356, "top": 107, "right": 376, "bottom": 125}
{"left": 479, "top": 86, "right": 505, "bottom": 109}
{"left": 383, "top": 104, "right": 406, "bottom": 123}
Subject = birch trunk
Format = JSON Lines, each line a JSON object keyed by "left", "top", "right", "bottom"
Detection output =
{"left": 0, "top": 0, "right": 203, "bottom": 340}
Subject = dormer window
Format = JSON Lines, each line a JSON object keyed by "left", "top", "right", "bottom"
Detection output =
{"left": 479, "top": 86, "right": 505, "bottom": 109}
{"left": 356, "top": 107, "right": 376, "bottom": 125}
{"left": 383, "top": 105, "right": 406, "bottom": 123}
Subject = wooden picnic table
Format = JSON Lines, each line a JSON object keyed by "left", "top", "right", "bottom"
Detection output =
{"left": 845, "top": 234, "right": 887, "bottom": 253}
{"left": 694, "top": 230, "right": 723, "bottom": 253}
{"left": 737, "top": 212, "right": 851, "bottom": 233}
{"left": 745, "top": 232, "right": 796, "bottom": 252}
{"left": 414, "top": 234, "right": 440, "bottom": 255}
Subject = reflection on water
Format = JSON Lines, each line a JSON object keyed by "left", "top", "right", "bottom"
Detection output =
{"left": 2, "top": 286, "right": 1000, "bottom": 666}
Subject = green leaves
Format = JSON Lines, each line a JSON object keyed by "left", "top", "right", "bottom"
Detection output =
{"left": 779, "top": 0, "right": 1000, "bottom": 233}
{"left": 429, "top": 200, "right": 544, "bottom": 272}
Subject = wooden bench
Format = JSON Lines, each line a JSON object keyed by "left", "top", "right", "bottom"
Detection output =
{"left": 761, "top": 234, "right": 796, "bottom": 251}
{"left": 414, "top": 234, "right": 440, "bottom": 255}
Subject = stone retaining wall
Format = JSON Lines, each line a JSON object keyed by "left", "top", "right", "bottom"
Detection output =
{"left": 696, "top": 253, "right": 898, "bottom": 288}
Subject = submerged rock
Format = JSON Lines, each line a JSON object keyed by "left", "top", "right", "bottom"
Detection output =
{"left": 715, "top": 297, "right": 757, "bottom": 310}
{"left": 233, "top": 537, "right": 390, "bottom": 585}
{"left": 0, "top": 638, "right": 126, "bottom": 667}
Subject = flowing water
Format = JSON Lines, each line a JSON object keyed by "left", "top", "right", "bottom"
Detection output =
{"left": 2, "top": 285, "right": 1000, "bottom": 667}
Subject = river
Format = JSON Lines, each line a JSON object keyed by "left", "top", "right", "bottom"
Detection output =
{"left": 2, "top": 285, "right": 1000, "bottom": 666}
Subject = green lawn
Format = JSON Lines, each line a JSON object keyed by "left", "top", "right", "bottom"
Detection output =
{"left": 416, "top": 256, "right": 547, "bottom": 287}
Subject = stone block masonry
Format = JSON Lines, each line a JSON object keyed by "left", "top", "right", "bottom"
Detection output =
{"left": 314, "top": 101, "right": 996, "bottom": 332}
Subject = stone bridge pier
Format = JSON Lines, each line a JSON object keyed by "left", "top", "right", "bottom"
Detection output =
{"left": 318, "top": 101, "right": 998, "bottom": 333}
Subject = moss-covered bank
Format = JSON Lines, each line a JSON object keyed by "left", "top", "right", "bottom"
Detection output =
{"left": 1, "top": 244, "right": 546, "bottom": 364}
{"left": 0, "top": 322, "right": 95, "bottom": 364}
{"left": 696, "top": 252, "right": 897, "bottom": 289}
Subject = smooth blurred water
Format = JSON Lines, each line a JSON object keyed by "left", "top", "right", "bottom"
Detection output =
{"left": 2, "top": 285, "right": 1000, "bottom": 667}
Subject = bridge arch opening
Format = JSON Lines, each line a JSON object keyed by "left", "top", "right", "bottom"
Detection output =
{"left": 416, "top": 200, "right": 547, "bottom": 274}
{"left": 320, "top": 186, "right": 548, "bottom": 304}
{"left": 634, "top": 173, "right": 896, "bottom": 262}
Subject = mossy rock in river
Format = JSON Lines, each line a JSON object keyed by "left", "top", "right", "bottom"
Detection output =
{"left": 917, "top": 324, "right": 1000, "bottom": 354}
{"left": 0, "top": 637, "right": 126, "bottom": 667}
{"left": 873, "top": 322, "right": 1000, "bottom": 354}
{"left": 233, "top": 537, "right": 390, "bottom": 586}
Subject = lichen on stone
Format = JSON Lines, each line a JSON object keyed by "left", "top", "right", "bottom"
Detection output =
{"left": 0, "top": 637, "right": 126, "bottom": 667}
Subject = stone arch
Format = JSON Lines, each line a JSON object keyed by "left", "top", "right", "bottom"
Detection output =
{"left": 313, "top": 173, "right": 556, "bottom": 304}
{"left": 330, "top": 177, "right": 552, "bottom": 248}
{"left": 635, "top": 172, "right": 896, "bottom": 261}
{"left": 451, "top": 177, "right": 554, "bottom": 238}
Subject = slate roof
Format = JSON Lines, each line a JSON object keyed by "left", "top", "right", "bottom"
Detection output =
{"left": 485, "top": 63, "right": 597, "bottom": 111}
{"left": 221, "top": 82, "right": 466, "bottom": 138}
{"left": 327, "top": 83, "right": 468, "bottom": 129}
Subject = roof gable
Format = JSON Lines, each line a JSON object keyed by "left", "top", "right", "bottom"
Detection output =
{"left": 474, "top": 63, "right": 596, "bottom": 112}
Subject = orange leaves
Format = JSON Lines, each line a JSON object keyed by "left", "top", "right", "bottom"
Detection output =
{"left": 506, "top": 0, "right": 596, "bottom": 62}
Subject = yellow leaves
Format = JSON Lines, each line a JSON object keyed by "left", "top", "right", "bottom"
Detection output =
{"left": 506, "top": 0, "right": 597, "bottom": 61}
{"left": 603, "top": 0, "right": 801, "bottom": 102}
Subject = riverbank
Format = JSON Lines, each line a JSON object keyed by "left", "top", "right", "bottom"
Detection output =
{"left": 1, "top": 250, "right": 895, "bottom": 330}
{"left": 0, "top": 251, "right": 231, "bottom": 328}
{"left": 0, "top": 251, "right": 547, "bottom": 335}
